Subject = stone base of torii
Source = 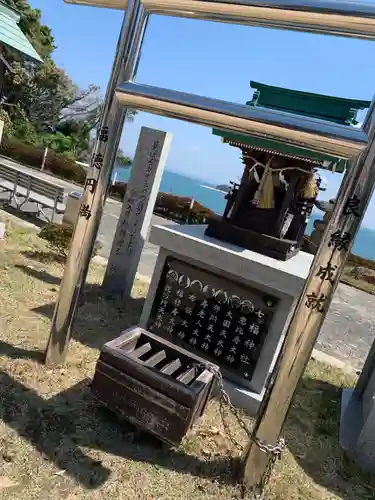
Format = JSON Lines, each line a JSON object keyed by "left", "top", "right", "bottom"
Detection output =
{"left": 340, "top": 338, "right": 375, "bottom": 474}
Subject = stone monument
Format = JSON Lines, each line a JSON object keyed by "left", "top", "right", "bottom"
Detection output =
{"left": 102, "top": 127, "right": 172, "bottom": 296}
{"left": 340, "top": 340, "right": 375, "bottom": 474}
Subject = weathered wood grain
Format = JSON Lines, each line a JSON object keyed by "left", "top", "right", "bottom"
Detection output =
{"left": 91, "top": 326, "right": 219, "bottom": 445}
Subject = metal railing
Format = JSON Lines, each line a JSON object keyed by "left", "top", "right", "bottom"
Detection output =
{"left": 66, "top": 0, "right": 128, "bottom": 7}
{"left": 115, "top": 81, "right": 368, "bottom": 158}
{"left": 66, "top": 0, "right": 375, "bottom": 38}
{"left": 143, "top": 0, "right": 375, "bottom": 38}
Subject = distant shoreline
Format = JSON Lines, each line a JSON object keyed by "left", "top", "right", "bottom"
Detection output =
{"left": 200, "top": 184, "right": 227, "bottom": 194}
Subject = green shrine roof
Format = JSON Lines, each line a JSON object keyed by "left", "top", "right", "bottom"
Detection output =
{"left": 0, "top": 1, "right": 42, "bottom": 63}
{"left": 248, "top": 81, "right": 370, "bottom": 125}
{"left": 213, "top": 81, "right": 371, "bottom": 173}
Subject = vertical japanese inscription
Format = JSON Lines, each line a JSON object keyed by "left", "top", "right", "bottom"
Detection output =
{"left": 316, "top": 263, "right": 337, "bottom": 284}
{"left": 343, "top": 195, "right": 361, "bottom": 217}
{"left": 78, "top": 204, "right": 92, "bottom": 220}
{"left": 102, "top": 128, "right": 172, "bottom": 297}
{"left": 113, "top": 139, "right": 161, "bottom": 257}
{"left": 328, "top": 230, "right": 351, "bottom": 251}
{"left": 128, "top": 139, "right": 160, "bottom": 254}
{"left": 305, "top": 292, "right": 326, "bottom": 313}
{"left": 114, "top": 187, "right": 136, "bottom": 255}
{"left": 93, "top": 152, "right": 104, "bottom": 171}
{"left": 309, "top": 194, "right": 362, "bottom": 315}
{"left": 78, "top": 126, "right": 111, "bottom": 220}
{"left": 98, "top": 126, "right": 109, "bottom": 143}
{"left": 85, "top": 178, "right": 97, "bottom": 194}
{"left": 326, "top": 195, "right": 361, "bottom": 255}
{"left": 147, "top": 257, "right": 278, "bottom": 384}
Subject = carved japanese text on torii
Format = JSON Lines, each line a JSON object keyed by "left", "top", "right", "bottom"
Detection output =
{"left": 77, "top": 125, "right": 110, "bottom": 222}
{"left": 305, "top": 194, "right": 362, "bottom": 314}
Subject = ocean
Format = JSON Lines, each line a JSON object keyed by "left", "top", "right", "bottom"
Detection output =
{"left": 114, "top": 166, "right": 375, "bottom": 260}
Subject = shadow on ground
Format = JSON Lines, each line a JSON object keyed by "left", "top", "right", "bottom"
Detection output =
{"left": 32, "top": 285, "right": 146, "bottom": 350}
{"left": 0, "top": 340, "right": 44, "bottom": 362}
{"left": 16, "top": 262, "right": 146, "bottom": 350}
{"left": 0, "top": 214, "right": 243, "bottom": 495}
{"left": 0, "top": 369, "right": 237, "bottom": 490}
{"left": 0, "top": 203, "right": 46, "bottom": 228}
{"left": 22, "top": 249, "right": 66, "bottom": 264}
{"left": 284, "top": 375, "right": 375, "bottom": 500}
{"left": 15, "top": 263, "right": 61, "bottom": 285}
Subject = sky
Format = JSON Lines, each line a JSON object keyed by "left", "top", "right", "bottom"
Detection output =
{"left": 29, "top": 0, "right": 375, "bottom": 228}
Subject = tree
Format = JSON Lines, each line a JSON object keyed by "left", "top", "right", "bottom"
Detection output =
{"left": 53, "top": 119, "right": 95, "bottom": 161}
{"left": 116, "top": 148, "right": 132, "bottom": 167}
{"left": 0, "top": 0, "right": 137, "bottom": 161}
{"left": 1, "top": 1, "right": 100, "bottom": 127}
{"left": 3, "top": 0, "right": 55, "bottom": 59}
{"left": 5, "top": 60, "right": 101, "bottom": 132}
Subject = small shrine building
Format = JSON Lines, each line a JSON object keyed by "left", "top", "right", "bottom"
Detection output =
{"left": 207, "top": 82, "right": 371, "bottom": 260}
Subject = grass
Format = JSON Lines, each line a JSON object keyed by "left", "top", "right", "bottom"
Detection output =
{"left": 0, "top": 211, "right": 375, "bottom": 500}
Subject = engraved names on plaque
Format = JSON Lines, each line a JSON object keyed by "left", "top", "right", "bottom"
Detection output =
{"left": 147, "top": 258, "right": 279, "bottom": 387}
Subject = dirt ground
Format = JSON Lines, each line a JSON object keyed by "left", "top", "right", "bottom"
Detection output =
{"left": 0, "top": 212, "right": 375, "bottom": 500}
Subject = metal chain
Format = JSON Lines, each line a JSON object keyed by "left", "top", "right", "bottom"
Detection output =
{"left": 201, "top": 364, "right": 285, "bottom": 499}
{"left": 213, "top": 367, "right": 252, "bottom": 449}
{"left": 253, "top": 436, "right": 285, "bottom": 458}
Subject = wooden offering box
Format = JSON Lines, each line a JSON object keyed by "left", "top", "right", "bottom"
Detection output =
{"left": 91, "top": 326, "right": 219, "bottom": 446}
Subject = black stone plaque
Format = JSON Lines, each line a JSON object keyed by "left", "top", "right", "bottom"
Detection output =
{"left": 147, "top": 257, "right": 279, "bottom": 389}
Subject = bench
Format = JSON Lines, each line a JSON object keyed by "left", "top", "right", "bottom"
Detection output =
{"left": 0, "top": 163, "right": 66, "bottom": 222}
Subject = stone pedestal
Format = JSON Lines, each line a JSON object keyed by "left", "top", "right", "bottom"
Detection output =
{"left": 140, "top": 224, "right": 313, "bottom": 415}
{"left": 340, "top": 342, "right": 375, "bottom": 474}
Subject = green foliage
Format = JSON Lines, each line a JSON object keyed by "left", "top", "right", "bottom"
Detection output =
{"left": 7, "top": 60, "right": 76, "bottom": 128}
{"left": 3, "top": 0, "right": 56, "bottom": 58}
{"left": 38, "top": 222, "right": 101, "bottom": 260}
{"left": 54, "top": 119, "right": 93, "bottom": 161}
{"left": 0, "top": 108, "right": 14, "bottom": 136}
{"left": 10, "top": 114, "right": 39, "bottom": 145}
{"left": 4, "top": 58, "right": 101, "bottom": 149}
{"left": 38, "top": 223, "right": 73, "bottom": 259}
{"left": 0, "top": 1, "right": 135, "bottom": 174}
{"left": 40, "top": 131, "right": 80, "bottom": 159}
{"left": 109, "top": 182, "right": 214, "bottom": 224}
{"left": 0, "top": 136, "right": 87, "bottom": 184}
{"left": 1, "top": 1, "right": 101, "bottom": 161}
{"left": 116, "top": 148, "right": 132, "bottom": 166}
